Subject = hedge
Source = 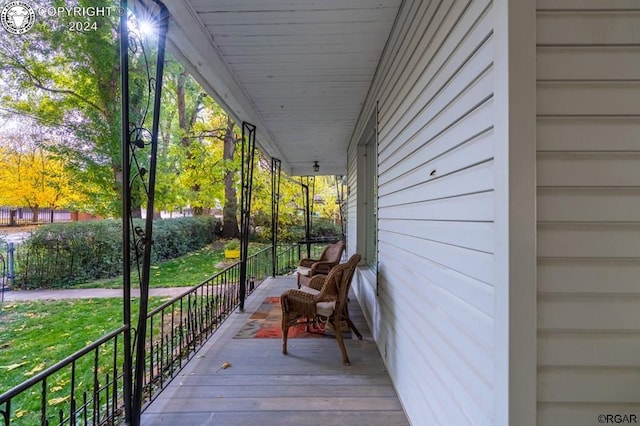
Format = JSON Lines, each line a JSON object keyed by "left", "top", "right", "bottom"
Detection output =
{"left": 14, "top": 216, "right": 217, "bottom": 289}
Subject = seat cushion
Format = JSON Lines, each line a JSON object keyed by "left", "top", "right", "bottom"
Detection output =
{"left": 299, "top": 286, "right": 320, "bottom": 296}
{"left": 296, "top": 266, "right": 312, "bottom": 277}
{"left": 297, "top": 286, "right": 334, "bottom": 316}
{"left": 316, "top": 301, "right": 335, "bottom": 317}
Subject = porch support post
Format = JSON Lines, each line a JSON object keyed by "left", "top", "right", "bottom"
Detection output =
{"left": 239, "top": 122, "right": 256, "bottom": 312}
{"left": 271, "top": 158, "right": 281, "bottom": 277}
{"left": 130, "top": 4, "right": 168, "bottom": 424}
{"left": 309, "top": 176, "right": 316, "bottom": 236}
{"left": 300, "top": 181, "right": 311, "bottom": 258}
{"left": 118, "top": 1, "right": 133, "bottom": 423}
{"left": 335, "top": 175, "right": 346, "bottom": 239}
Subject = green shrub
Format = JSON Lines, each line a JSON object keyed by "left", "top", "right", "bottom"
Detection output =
{"left": 251, "top": 215, "right": 342, "bottom": 243}
{"left": 14, "top": 216, "right": 216, "bottom": 289}
{"left": 224, "top": 239, "right": 240, "bottom": 250}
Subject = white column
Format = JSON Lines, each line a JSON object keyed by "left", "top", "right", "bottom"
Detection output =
{"left": 493, "top": 0, "right": 537, "bottom": 424}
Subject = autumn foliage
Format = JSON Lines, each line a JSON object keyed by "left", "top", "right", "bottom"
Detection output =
{"left": 0, "top": 132, "right": 86, "bottom": 216}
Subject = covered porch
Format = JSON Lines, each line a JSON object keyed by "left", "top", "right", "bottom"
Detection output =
{"left": 141, "top": 275, "right": 409, "bottom": 425}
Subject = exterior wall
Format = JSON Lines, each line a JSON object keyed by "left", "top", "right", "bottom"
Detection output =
{"left": 348, "top": 0, "right": 505, "bottom": 423}
{"left": 536, "top": 2, "right": 640, "bottom": 424}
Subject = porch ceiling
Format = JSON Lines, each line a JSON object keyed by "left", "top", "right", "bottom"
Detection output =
{"left": 155, "top": 0, "right": 401, "bottom": 176}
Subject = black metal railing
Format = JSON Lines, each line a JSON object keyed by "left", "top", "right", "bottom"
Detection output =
{"left": 0, "top": 207, "right": 72, "bottom": 226}
{"left": 0, "top": 326, "right": 128, "bottom": 426}
{"left": 137, "top": 246, "right": 268, "bottom": 409}
{"left": 0, "top": 241, "right": 334, "bottom": 425}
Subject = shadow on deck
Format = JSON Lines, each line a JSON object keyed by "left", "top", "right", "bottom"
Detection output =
{"left": 141, "top": 275, "right": 409, "bottom": 426}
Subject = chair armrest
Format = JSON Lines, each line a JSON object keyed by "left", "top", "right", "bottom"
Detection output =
{"left": 281, "top": 289, "right": 316, "bottom": 317}
{"left": 310, "top": 261, "right": 337, "bottom": 275}
{"left": 307, "top": 274, "right": 328, "bottom": 291}
{"left": 298, "top": 258, "right": 319, "bottom": 268}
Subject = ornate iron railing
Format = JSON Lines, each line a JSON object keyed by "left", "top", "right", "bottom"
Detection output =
{"left": 0, "top": 241, "right": 336, "bottom": 425}
{"left": 0, "top": 243, "right": 326, "bottom": 426}
{"left": 138, "top": 245, "right": 273, "bottom": 410}
{"left": 0, "top": 326, "right": 128, "bottom": 426}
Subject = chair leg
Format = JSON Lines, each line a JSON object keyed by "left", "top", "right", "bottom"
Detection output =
{"left": 282, "top": 321, "right": 289, "bottom": 355}
{"left": 281, "top": 296, "right": 290, "bottom": 354}
{"left": 342, "top": 304, "right": 362, "bottom": 340}
{"left": 346, "top": 317, "right": 363, "bottom": 340}
{"left": 332, "top": 316, "right": 350, "bottom": 366}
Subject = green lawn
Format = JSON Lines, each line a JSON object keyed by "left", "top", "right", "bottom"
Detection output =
{"left": 73, "top": 245, "right": 228, "bottom": 289}
{"left": 0, "top": 297, "right": 170, "bottom": 423}
{"left": 0, "top": 241, "right": 280, "bottom": 423}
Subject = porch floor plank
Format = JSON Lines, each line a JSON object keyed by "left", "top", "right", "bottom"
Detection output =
{"left": 141, "top": 276, "right": 409, "bottom": 426}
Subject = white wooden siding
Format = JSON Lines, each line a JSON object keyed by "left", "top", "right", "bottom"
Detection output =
{"left": 348, "top": 0, "right": 497, "bottom": 423}
{"left": 536, "top": 2, "right": 640, "bottom": 424}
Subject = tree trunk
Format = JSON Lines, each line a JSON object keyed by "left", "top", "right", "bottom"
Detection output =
{"left": 222, "top": 115, "right": 239, "bottom": 238}
{"left": 31, "top": 206, "right": 39, "bottom": 223}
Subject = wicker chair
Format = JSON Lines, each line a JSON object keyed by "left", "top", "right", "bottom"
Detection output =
{"left": 281, "top": 254, "right": 362, "bottom": 366}
{"left": 296, "top": 240, "right": 346, "bottom": 288}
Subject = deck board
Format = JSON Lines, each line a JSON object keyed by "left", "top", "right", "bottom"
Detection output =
{"left": 141, "top": 276, "right": 409, "bottom": 425}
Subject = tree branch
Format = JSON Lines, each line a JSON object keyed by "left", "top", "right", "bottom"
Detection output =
{"left": 8, "top": 56, "right": 106, "bottom": 115}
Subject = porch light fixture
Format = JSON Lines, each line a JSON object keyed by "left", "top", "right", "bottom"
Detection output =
{"left": 313, "top": 161, "right": 319, "bottom": 173}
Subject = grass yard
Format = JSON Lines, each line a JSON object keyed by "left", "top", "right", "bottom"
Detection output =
{"left": 0, "top": 242, "right": 272, "bottom": 418}
{"left": 0, "top": 241, "right": 278, "bottom": 423}
{"left": 0, "top": 297, "right": 170, "bottom": 423}
{"left": 74, "top": 244, "right": 229, "bottom": 289}
{"left": 73, "top": 242, "right": 268, "bottom": 289}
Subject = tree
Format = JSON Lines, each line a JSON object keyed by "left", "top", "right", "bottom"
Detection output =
{"left": 0, "top": 0, "right": 149, "bottom": 217}
{"left": 173, "top": 62, "right": 207, "bottom": 214}
{"left": 0, "top": 129, "right": 85, "bottom": 219}
{"left": 221, "top": 115, "right": 240, "bottom": 237}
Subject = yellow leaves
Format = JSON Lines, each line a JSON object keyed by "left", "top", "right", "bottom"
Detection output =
{"left": 15, "top": 409, "right": 27, "bottom": 418}
{"left": 216, "top": 361, "right": 231, "bottom": 373}
{"left": 48, "top": 396, "right": 70, "bottom": 406}
{"left": 0, "top": 138, "right": 82, "bottom": 209}
{"left": 0, "top": 362, "right": 27, "bottom": 371}
{"left": 24, "top": 363, "right": 45, "bottom": 376}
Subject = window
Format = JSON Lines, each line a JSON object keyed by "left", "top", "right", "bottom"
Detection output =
{"left": 357, "top": 109, "right": 377, "bottom": 268}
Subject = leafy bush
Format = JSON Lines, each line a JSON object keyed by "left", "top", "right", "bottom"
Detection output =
{"left": 14, "top": 217, "right": 216, "bottom": 289}
{"left": 224, "top": 239, "right": 240, "bottom": 250}
{"left": 251, "top": 216, "right": 342, "bottom": 243}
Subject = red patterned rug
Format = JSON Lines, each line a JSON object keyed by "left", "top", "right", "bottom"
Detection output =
{"left": 234, "top": 296, "right": 350, "bottom": 339}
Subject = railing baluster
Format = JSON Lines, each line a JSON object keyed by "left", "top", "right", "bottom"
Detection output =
{"left": 41, "top": 376, "right": 47, "bottom": 425}
{"left": 92, "top": 347, "right": 99, "bottom": 425}
{"left": 0, "top": 245, "right": 317, "bottom": 425}
{"left": 82, "top": 391, "right": 87, "bottom": 425}
{"left": 70, "top": 359, "right": 76, "bottom": 426}
{"left": 1, "top": 400, "right": 10, "bottom": 426}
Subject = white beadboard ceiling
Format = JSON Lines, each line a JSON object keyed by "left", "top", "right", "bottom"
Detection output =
{"left": 153, "top": 0, "right": 401, "bottom": 175}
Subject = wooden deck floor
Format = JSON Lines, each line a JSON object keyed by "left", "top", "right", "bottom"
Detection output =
{"left": 141, "top": 276, "right": 410, "bottom": 426}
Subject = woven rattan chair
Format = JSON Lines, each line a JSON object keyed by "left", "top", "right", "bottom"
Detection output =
{"left": 281, "top": 253, "right": 362, "bottom": 365}
{"left": 296, "top": 240, "right": 345, "bottom": 288}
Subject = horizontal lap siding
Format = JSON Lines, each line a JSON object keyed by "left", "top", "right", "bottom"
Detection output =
{"left": 536, "top": 2, "right": 640, "bottom": 424}
{"left": 349, "top": 0, "right": 496, "bottom": 423}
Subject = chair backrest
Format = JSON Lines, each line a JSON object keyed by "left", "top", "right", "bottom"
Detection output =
{"left": 319, "top": 240, "right": 346, "bottom": 263}
{"left": 334, "top": 254, "right": 361, "bottom": 314}
{"left": 315, "top": 254, "right": 361, "bottom": 315}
